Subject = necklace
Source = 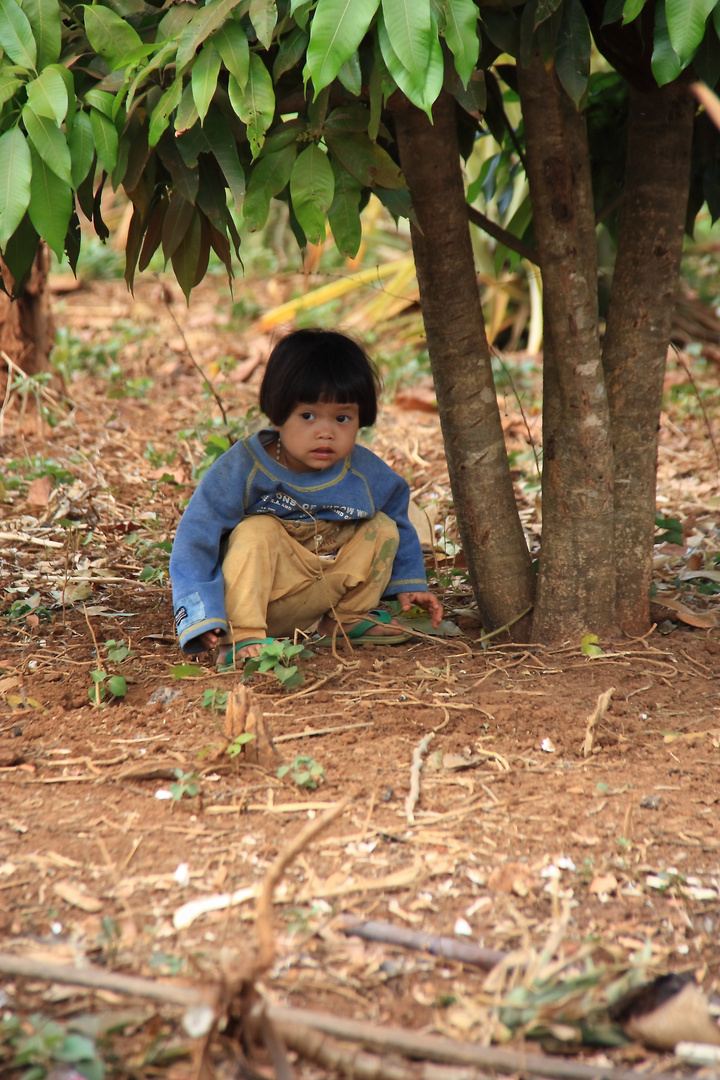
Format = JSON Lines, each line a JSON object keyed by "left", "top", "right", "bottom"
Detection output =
{"left": 275, "top": 434, "right": 282, "bottom": 464}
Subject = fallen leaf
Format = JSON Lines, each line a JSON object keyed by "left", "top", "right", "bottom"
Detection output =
{"left": 27, "top": 475, "right": 53, "bottom": 507}
{"left": 589, "top": 872, "right": 618, "bottom": 896}
{"left": 653, "top": 597, "right": 719, "bottom": 628}
{"left": 487, "top": 862, "right": 536, "bottom": 897}
{"left": 53, "top": 880, "right": 104, "bottom": 913}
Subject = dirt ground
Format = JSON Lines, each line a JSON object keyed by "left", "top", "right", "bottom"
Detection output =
{"left": 2, "top": 272, "right": 720, "bottom": 1078}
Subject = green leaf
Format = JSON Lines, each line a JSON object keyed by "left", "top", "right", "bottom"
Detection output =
{"left": 26, "top": 65, "right": 68, "bottom": 125}
{"left": 175, "top": 82, "right": 199, "bottom": 134}
{"left": 192, "top": 43, "right": 221, "bottom": 122}
{"left": 534, "top": 0, "right": 564, "bottom": 26}
{"left": 602, "top": 0, "right": 625, "bottom": 23}
{"left": 55, "top": 1033, "right": 97, "bottom": 1062}
{"left": 228, "top": 51, "right": 275, "bottom": 157}
{"left": 68, "top": 111, "right": 95, "bottom": 187}
{"left": 89, "top": 107, "right": 118, "bottom": 172}
{"left": 202, "top": 107, "right": 246, "bottom": 209}
{"left": 554, "top": 0, "right": 591, "bottom": 107}
{"left": 107, "top": 675, "right": 127, "bottom": 697}
{"left": 580, "top": 633, "right": 603, "bottom": 658}
{"left": 0, "top": 0, "right": 36, "bottom": 68}
{"left": 213, "top": 19, "right": 250, "bottom": 87}
{"left": 148, "top": 79, "right": 183, "bottom": 148}
{"left": 28, "top": 145, "right": 71, "bottom": 257}
{"left": 327, "top": 159, "right": 362, "bottom": 256}
{"left": 241, "top": 141, "right": 295, "bottom": 227}
{"left": 242, "top": 142, "right": 297, "bottom": 229}
{"left": 125, "top": 39, "right": 178, "bottom": 115}
{"left": 249, "top": 0, "right": 277, "bottom": 48}
{"left": 306, "top": 0, "right": 380, "bottom": 95}
{"left": 0, "top": 73, "right": 23, "bottom": 108}
{"left": 290, "top": 142, "right": 334, "bottom": 244}
{"left": 23, "top": 104, "right": 72, "bottom": 183}
{"left": 325, "top": 129, "right": 404, "bottom": 188}
{"left": 381, "top": 0, "right": 433, "bottom": 86}
{"left": 84, "top": 88, "right": 114, "bottom": 118}
{"left": 162, "top": 192, "right": 195, "bottom": 259}
{"left": 83, "top": 3, "right": 143, "bottom": 67}
{"left": 442, "top": 0, "right": 480, "bottom": 87}
{"left": 273, "top": 24, "right": 308, "bottom": 79}
{"left": 651, "top": 2, "right": 683, "bottom": 84}
{"left": 170, "top": 663, "right": 207, "bottom": 678}
{"left": 170, "top": 207, "right": 203, "bottom": 300}
{"left": 337, "top": 51, "right": 362, "bottom": 95}
{"left": 22, "top": 0, "right": 61, "bottom": 68}
{"left": 666, "top": 0, "right": 716, "bottom": 64}
{"left": 176, "top": 0, "right": 245, "bottom": 73}
{"left": 2, "top": 211, "right": 40, "bottom": 292}
{"left": 377, "top": 8, "right": 443, "bottom": 117}
{"left": 621, "top": 0, "right": 648, "bottom": 24}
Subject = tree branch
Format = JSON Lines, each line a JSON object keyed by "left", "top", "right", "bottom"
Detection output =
{"left": 466, "top": 206, "right": 539, "bottom": 264}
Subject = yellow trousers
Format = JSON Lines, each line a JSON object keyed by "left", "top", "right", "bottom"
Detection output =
{"left": 220, "top": 513, "right": 399, "bottom": 644}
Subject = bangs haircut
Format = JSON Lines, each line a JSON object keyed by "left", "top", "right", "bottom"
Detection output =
{"left": 260, "top": 328, "right": 381, "bottom": 427}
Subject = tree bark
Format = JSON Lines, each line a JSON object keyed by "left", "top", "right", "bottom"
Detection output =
{"left": 393, "top": 92, "right": 535, "bottom": 638}
{"left": 517, "top": 55, "right": 617, "bottom": 644}
{"left": 0, "top": 244, "right": 55, "bottom": 390}
{"left": 602, "top": 81, "right": 695, "bottom": 634}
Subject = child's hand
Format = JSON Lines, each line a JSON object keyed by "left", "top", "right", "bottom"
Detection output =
{"left": 199, "top": 629, "right": 222, "bottom": 650}
{"left": 396, "top": 591, "right": 444, "bottom": 629}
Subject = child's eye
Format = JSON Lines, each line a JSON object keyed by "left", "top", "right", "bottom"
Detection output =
{"left": 300, "top": 412, "right": 315, "bottom": 420}
{"left": 337, "top": 414, "right": 351, "bottom": 423}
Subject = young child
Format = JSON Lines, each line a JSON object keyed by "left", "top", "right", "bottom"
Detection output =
{"left": 169, "top": 328, "right": 443, "bottom": 668}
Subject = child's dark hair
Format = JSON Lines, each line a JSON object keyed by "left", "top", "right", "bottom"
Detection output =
{"left": 260, "top": 328, "right": 381, "bottom": 427}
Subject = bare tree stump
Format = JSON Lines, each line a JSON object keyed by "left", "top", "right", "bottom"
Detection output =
{"left": 225, "top": 684, "right": 280, "bottom": 770}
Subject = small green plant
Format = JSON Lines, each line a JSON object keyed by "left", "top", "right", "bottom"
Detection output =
{"left": 243, "top": 640, "right": 314, "bottom": 691}
{"left": 88, "top": 669, "right": 127, "bottom": 705}
{"left": 654, "top": 513, "right": 683, "bottom": 545}
{"left": 227, "top": 732, "right": 256, "bottom": 758}
{"left": 169, "top": 769, "right": 201, "bottom": 802}
{"left": 7, "top": 596, "right": 53, "bottom": 623}
{"left": 148, "top": 951, "right": 186, "bottom": 975}
{"left": 104, "top": 639, "right": 135, "bottom": 664}
{"left": 143, "top": 443, "right": 177, "bottom": 469}
{"left": 87, "top": 639, "right": 134, "bottom": 706}
{"left": 96, "top": 916, "right": 122, "bottom": 964}
{"left": 0, "top": 1012, "right": 104, "bottom": 1080}
{"left": 277, "top": 755, "right": 325, "bottom": 790}
{"left": 202, "top": 687, "right": 229, "bottom": 713}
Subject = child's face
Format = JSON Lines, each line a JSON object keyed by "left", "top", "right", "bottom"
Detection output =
{"left": 276, "top": 399, "right": 360, "bottom": 472}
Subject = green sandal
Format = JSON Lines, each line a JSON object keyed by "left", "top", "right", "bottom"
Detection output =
{"left": 313, "top": 609, "right": 410, "bottom": 647}
{"left": 217, "top": 637, "right": 274, "bottom": 671}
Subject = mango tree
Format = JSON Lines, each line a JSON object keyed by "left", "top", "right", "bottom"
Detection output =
{"left": 0, "top": 0, "right": 717, "bottom": 643}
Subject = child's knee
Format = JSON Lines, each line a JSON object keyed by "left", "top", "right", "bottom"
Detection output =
{"left": 371, "top": 512, "right": 400, "bottom": 552}
{"left": 228, "top": 514, "right": 285, "bottom": 546}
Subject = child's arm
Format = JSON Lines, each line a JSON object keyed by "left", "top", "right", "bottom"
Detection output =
{"left": 170, "top": 445, "right": 249, "bottom": 652}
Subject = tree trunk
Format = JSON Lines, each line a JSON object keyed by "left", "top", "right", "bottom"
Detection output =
{"left": 517, "top": 55, "right": 617, "bottom": 644}
{"left": 393, "top": 92, "right": 536, "bottom": 638}
{"left": 602, "top": 81, "right": 695, "bottom": 634}
{"left": 0, "top": 244, "right": 55, "bottom": 392}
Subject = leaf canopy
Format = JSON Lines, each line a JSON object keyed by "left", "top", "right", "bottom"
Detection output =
{"left": 0, "top": 0, "right": 717, "bottom": 300}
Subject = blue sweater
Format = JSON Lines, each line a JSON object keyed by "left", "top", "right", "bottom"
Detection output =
{"left": 170, "top": 430, "right": 429, "bottom": 652}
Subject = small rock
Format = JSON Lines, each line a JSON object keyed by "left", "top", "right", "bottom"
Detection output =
{"left": 640, "top": 794, "right": 661, "bottom": 810}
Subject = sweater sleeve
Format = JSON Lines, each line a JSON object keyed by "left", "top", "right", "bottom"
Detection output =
{"left": 169, "top": 444, "right": 250, "bottom": 653}
{"left": 368, "top": 461, "right": 430, "bottom": 596}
